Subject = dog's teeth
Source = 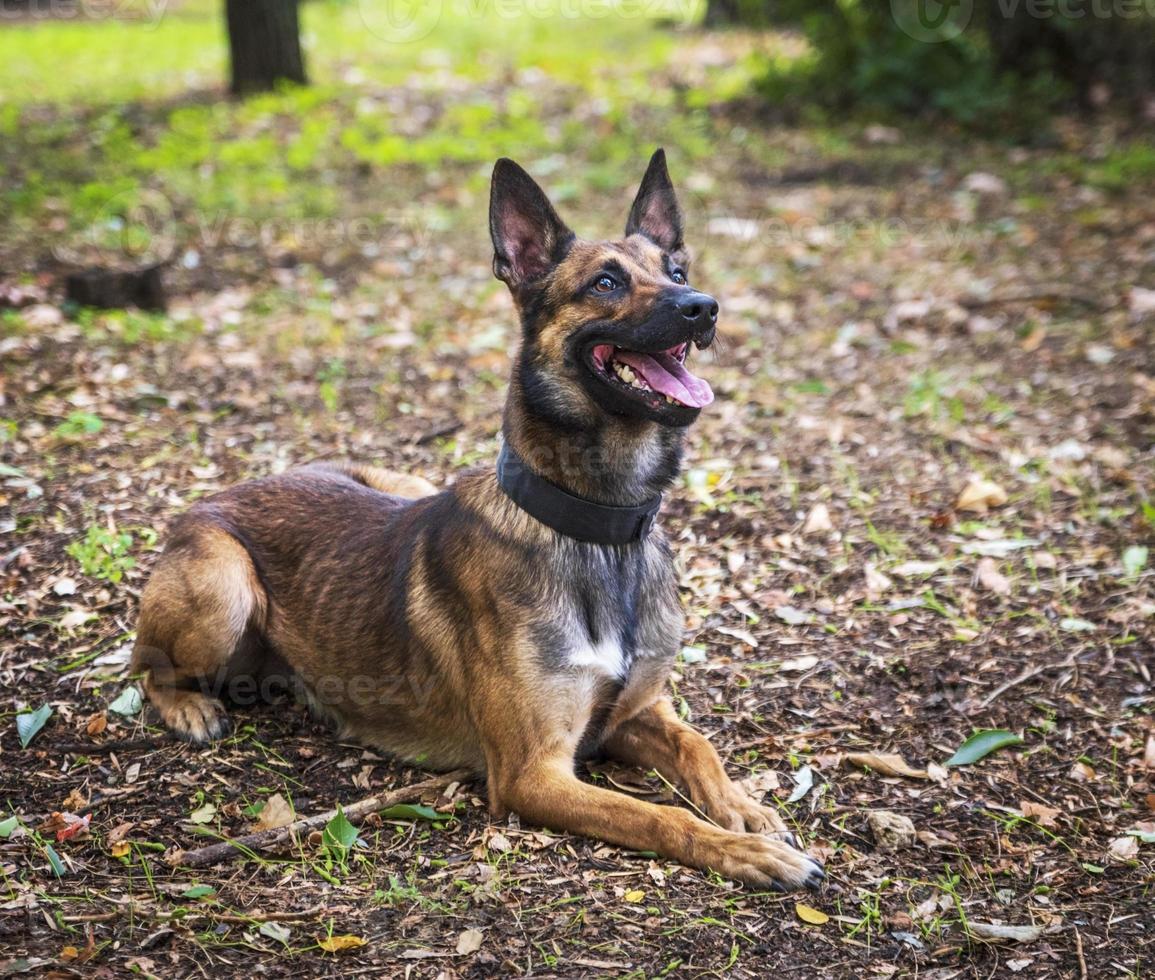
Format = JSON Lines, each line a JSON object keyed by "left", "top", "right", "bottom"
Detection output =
{"left": 665, "top": 394, "right": 676, "bottom": 404}
{"left": 614, "top": 363, "right": 636, "bottom": 383}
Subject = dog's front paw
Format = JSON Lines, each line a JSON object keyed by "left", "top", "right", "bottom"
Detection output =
{"left": 715, "top": 835, "right": 825, "bottom": 892}
{"left": 704, "top": 792, "right": 798, "bottom": 847}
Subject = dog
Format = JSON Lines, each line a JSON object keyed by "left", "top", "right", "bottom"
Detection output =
{"left": 131, "top": 150, "right": 824, "bottom": 892}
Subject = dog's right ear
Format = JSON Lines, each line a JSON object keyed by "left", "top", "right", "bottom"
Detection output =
{"left": 490, "top": 158, "right": 574, "bottom": 290}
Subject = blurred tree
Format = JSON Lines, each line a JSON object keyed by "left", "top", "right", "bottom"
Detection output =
{"left": 225, "top": 0, "right": 307, "bottom": 96}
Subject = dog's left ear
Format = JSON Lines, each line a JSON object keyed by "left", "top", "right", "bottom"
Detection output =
{"left": 625, "top": 148, "right": 686, "bottom": 263}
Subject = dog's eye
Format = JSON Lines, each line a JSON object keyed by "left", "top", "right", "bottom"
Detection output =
{"left": 670, "top": 269, "right": 687, "bottom": 285}
{"left": 593, "top": 275, "right": 619, "bottom": 294}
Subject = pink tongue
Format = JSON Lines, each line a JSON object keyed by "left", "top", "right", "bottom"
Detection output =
{"left": 615, "top": 351, "right": 714, "bottom": 408}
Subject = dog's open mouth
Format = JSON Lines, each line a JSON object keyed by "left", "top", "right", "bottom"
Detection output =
{"left": 589, "top": 343, "right": 714, "bottom": 409}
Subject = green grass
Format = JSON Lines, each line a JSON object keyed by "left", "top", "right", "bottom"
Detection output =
{"left": 0, "top": 0, "right": 732, "bottom": 268}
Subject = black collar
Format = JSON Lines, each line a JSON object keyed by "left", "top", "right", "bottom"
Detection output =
{"left": 496, "top": 443, "right": 662, "bottom": 546}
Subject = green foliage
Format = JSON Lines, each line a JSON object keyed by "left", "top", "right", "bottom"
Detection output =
{"left": 54, "top": 412, "right": 103, "bottom": 439}
{"left": 66, "top": 525, "right": 156, "bottom": 584}
{"left": 754, "top": 0, "right": 1155, "bottom": 127}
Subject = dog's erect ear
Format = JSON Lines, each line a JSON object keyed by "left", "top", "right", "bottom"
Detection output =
{"left": 490, "top": 158, "right": 574, "bottom": 289}
{"left": 625, "top": 148, "right": 685, "bottom": 259}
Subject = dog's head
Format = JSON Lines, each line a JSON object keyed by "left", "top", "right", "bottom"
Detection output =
{"left": 490, "top": 150, "right": 717, "bottom": 429}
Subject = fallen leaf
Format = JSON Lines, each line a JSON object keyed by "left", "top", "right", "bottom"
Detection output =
{"left": 623, "top": 890, "right": 645, "bottom": 903}
{"left": 17, "top": 705, "right": 52, "bottom": 748}
{"left": 845, "top": 752, "right": 928, "bottom": 780}
{"left": 801, "top": 502, "right": 833, "bottom": 535}
{"left": 456, "top": 927, "right": 484, "bottom": 954}
{"left": 108, "top": 687, "right": 142, "bottom": 717}
{"left": 1145, "top": 734, "right": 1154, "bottom": 770}
{"left": 486, "top": 831, "right": 512, "bottom": 853}
{"left": 260, "top": 921, "right": 291, "bottom": 945}
{"left": 944, "top": 729, "right": 1023, "bottom": 767}
{"left": 1059, "top": 617, "right": 1096, "bottom": 632}
{"left": 955, "top": 476, "right": 1008, "bottom": 513}
{"left": 252, "top": 793, "right": 294, "bottom": 832}
{"left": 52, "top": 576, "right": 78, "bottom": 596}
{"left": 1107, "top": 836, "right": 1139, "bottom": 862}
{"left": 777, "top": 654, "right": 818, "bottom": 673}
{"left": 864, "top": 563, "right": 893, "bottom": 597}
{"left": 1019, "top": 801, "right": 1060, "bottom": 828}
{"left": 787, "top": 765, "right": 815, "bottom": 804}
{"left": 966, "top": 922, "right": 1044, "bottom": 943}
{"left": 795, "top": 903, "right": 829, "bottom": 925}
{"left": 975, "top": 557, "right": 1011, "bottom": 596}
{"left": 774, "top": 605, "right": 813, "bottom": 627}
{"left": 85, "top": 712, "right": 107, "bottom": 737}
{"left": 188, "top": 803, "right": 217, "bottom": 825}
{"left": 110, "top": 841, "right": 131, "bottom": 858}
{"left": 318, "top": 934, "right": 366, "bottom": 953}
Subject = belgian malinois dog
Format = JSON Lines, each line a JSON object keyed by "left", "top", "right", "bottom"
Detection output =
{"left": 132, "top": 151, "right": 824, "bottom": 891}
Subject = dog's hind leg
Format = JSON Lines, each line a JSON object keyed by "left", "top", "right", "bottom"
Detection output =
{"left": 131, "top": 523, "right": 266, "bottom": 743}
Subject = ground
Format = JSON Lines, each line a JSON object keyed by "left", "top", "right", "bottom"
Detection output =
{"left": 1, "top": 2, "right": 1153, "bottom": 977}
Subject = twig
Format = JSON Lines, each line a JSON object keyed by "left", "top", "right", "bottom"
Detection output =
{"left": 62, "top": 904, "right": 329, "bottom": 925}
{"left": 175, "top": 769, "right": 471, "bottom": 868}
{"left": 978, "top": 654, "right": 1077, "bottom": 711}
{"left": 1073, "top": 926, "right": 1088, "bottom": 980}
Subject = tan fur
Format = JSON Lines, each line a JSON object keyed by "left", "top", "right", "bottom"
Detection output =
{"left": 131, "top": 158, "right": 822, "bottom": 891}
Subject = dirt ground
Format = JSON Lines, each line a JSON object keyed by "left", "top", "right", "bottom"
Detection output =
{"left": 2, "top": 25, "right": 1154, "bottom": 980}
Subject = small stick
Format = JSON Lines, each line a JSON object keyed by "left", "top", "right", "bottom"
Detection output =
{"left": 1073, "top": 926, "right": 1088, "bottom": 980}
{"left": 176, "top": 769, "right": 472, "bottom": 868}
{"left": 978, "top": 654, "right": 1077, "bottom": 711}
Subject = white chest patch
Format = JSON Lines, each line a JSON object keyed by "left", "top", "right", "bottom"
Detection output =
{"left": 567, "top": 638, "right": 627, "bottom": 679}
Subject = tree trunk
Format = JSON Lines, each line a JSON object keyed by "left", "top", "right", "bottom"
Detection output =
{"left": 225, "top": 0, "right": 306, "bottom": 96}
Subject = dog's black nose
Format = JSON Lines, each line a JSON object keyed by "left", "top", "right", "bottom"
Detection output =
{"left": 676, "top": 291, "right": 718, "bottom": 347}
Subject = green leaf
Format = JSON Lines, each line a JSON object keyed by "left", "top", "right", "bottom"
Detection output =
{"left": 108, "top": 686, "right": 142, "bottom": 717}
{"left": 1081, "top": 862, "right": 1105, "bottom": 874}
{"left": 323, "top": 806, "right": 360, "bottom": 853}
{"left": 44, "top": 843, "right": 66, "bottom": 877}
{"left": 0, "top": 815, "right": 20, "bottom": 838}
{"left": 16, "top": 705, "right": 52, "bottom": 748}
{"left": 0, "top": 463, "right": 25, "bottom": 478}
{"left": 944, "top": 729, "right": 1023, "bottom": 767}
{"left": 379, "top": 803, "right": 441, "bottom": 823}
{"left": 1059, "top": 617, "right": 1096, "bottom": 633}
{"left": 181, "top": 885, "right": 216, "bottom": 900}
{"left": 1122, "top": 545, "right": 1148, "bottom": 580}
{"left": 1128, "top": 829, "right": 1155, "bottom": 844}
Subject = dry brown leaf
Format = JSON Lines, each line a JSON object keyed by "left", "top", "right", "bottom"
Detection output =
{"left": 455, "top": 928, "right": 484, "bottom": 955}
{"left": 845, "top": 752, "right": 928, "bottom": 780}
{"left": 252, "top": 793, "right": 294, "bottom": 832}
{"left": 1144, "top": 733, "right": 1154, "bottom": 770}
{"left": 85, "top": 712, "right": 107, "bottom": 737}
{"left": 976, "top": 557, "right": 1011, "bottom": 596}
{"left": 1019, "top": 801, "right": 1060, "bottom": 828}
{"left": 956, "top": 476, "right": 1009, "bottom": 513}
